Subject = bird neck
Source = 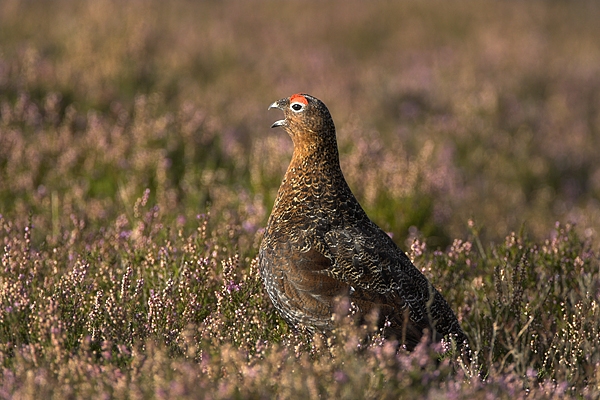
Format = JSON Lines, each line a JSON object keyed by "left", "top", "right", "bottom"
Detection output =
{"left": 288, "top": 143, "right": 342, "bottom": 177}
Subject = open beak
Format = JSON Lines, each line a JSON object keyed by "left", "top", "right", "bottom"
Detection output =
{"left": 269, "top": 99, "right": 286, "bottom": 128}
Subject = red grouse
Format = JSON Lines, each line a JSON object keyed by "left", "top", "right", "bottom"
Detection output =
{"left": 259, "top": 93, "right": 466, "bottom": 350}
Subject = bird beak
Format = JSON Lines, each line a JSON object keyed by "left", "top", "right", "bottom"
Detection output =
{"left": 268, "top": 100, "right": 283, "bottom": 110}
{"left": 269, "top": 99, "right": 286, "bottom": 128}
{"left": 270, "top": 119, "right": 286, "bottom": 128}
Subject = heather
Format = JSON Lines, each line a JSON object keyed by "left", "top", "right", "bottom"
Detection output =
{"left": 1, "top": 0, "right": 599, "bottom": 398}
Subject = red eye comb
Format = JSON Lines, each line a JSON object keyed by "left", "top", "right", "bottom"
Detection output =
{"left": 290, "top": 93, "right": 308, "bottom": 105}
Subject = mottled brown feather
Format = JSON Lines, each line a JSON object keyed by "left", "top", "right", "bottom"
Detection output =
{"left": 259, "top": 94, "right": 467, "bottom": 350}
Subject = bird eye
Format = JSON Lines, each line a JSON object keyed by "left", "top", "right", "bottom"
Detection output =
{"left": 290, "top": 102, "right": 305, "bottom": 112}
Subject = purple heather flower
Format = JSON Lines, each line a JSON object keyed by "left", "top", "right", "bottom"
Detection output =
{"left": 333, "top": 370, "right": 348, "bottom": 383}
{"left": 242, "top": 220, "right": 256, "bottom": 233}
{"left": 225, "top": 280, "right": 241, "bottom": 293}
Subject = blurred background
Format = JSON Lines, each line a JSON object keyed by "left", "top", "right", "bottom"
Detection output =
{"left": 1, "top": 0, "right": 599, "bottom": 250}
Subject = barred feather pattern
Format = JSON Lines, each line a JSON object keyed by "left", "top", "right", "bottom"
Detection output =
{"left": 259, "top": 94, "right": 466, "bottom": 350}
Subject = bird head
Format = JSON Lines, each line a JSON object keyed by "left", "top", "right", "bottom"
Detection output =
{"left": 269, "top": 94, "right": 337, "bottom": 155}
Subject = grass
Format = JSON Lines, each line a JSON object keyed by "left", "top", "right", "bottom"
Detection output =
{"left": 1, "top": 0, "right": 599, "bottom": 398}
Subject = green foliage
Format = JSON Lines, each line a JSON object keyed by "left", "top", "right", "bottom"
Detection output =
{"left": 1, "top": 205, "right": 599, "bottom": 398}
{"left": 1, "top": 0, "right": 599, "bottom": 397}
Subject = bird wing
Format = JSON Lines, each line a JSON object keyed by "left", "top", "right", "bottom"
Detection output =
{"left": 321, "top": 223, "right": 441, "bottom": 341}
